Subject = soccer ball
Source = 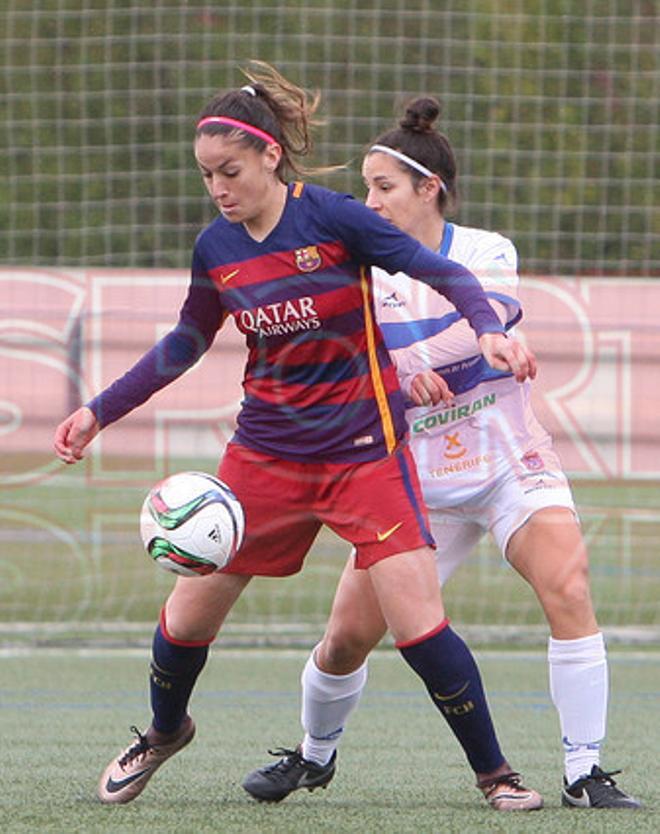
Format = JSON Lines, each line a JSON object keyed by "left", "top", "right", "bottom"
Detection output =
{"left": 140, "top": 471, "right": 245, "bottom": 577}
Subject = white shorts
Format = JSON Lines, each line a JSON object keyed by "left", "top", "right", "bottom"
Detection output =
{"left": 429, "top": 462, "right": 577, "bottom": 585}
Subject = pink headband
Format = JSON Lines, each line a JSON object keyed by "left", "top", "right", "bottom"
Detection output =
{"left": 196, "top": 116, "right": 278, "bottom": 145}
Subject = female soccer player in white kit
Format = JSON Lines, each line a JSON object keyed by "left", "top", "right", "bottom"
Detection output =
{"left": 242, "top": 96, "right": 641, "bottom": 810}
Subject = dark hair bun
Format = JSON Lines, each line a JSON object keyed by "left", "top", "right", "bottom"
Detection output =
{"left": 399, "top": 96, "right": 441, "bottom": 134}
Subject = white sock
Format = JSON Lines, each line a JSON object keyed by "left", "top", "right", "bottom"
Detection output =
{"left": 548, "top": 632, "right": 608, "bottom": 785}
{"left": 300, "top": 648, "right": 368, "bottom": 766}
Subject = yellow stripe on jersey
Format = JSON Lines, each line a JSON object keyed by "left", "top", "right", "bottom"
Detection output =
{"left": 292, "top": 181, "right": 304, "bottom": 198}
{"left": 360, "top": 266, "right": 396, "bottom": 454}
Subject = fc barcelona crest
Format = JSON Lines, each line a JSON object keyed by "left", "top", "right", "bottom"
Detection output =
{"left": 294, "top": 245, "right": 322, "bottom": 273}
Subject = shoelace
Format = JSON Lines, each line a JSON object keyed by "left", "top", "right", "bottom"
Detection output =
{"left": 478, "top": 771, "right": 523, "bottom": 797}
{"left": 263, "top": 747, "right": 303, "bottom": 774}
{"left": 118, "top": 726, "right": 151, "bottom": 768}
{"left": 573, "top": 767, "right": 622, "bottom": 790}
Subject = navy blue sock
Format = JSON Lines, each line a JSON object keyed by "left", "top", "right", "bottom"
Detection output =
{"left": 398, "top": 620, "right": 505, "bottom": 775}
{"left": 150, "top": 618, "right": 210, "bottom": 734}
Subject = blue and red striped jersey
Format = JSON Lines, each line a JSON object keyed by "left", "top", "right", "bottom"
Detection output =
{"left": 89, "top": 182, "right": 503, "bottom": 463}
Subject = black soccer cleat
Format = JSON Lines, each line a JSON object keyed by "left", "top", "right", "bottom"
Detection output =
{"left": 562, "top": 765, "right": 642, "bottom": 809}
{"left": 242, "top": 746, "right": 336, "bottom": 802}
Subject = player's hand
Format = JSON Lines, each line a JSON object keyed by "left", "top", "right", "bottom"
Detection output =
{"left": 409, "top": 370, "right": 455, "bottom": 408}
{"left": 53, "top": 406, "right": 100, "bottom": 464}
{"left": 478, "top": 332, "right": 537, "bottom": 383}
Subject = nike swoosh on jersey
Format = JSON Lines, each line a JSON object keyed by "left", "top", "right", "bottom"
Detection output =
{"left": 220, "top": 268, "right": 240, "bottom": 284}
{"left": 104, "top": 768, "right": 152, "bottom": 793}
{"left": 433, "top": 680, "right": 470, "bottom": 701}
{"left": 376, "top": 521, "right": 403, "bottom": 542}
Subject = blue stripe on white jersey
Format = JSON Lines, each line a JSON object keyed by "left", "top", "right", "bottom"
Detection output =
{"left": 376, "top": 222, "right": 523, "bottom": 399}
{"left": 380, "top": 290, "right": 521, "bottom": 350}
{"left": 406, "top": 355, "right": 510, "bottom": 404}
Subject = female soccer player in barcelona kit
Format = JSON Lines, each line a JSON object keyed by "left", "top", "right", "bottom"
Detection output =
{"left": 242, "top": 95, "right": 640, "bottom": 810}
{"left": 53, "top": 63, "right": 543, "bottom": 812}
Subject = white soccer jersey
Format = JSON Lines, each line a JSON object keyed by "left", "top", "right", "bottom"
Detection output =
{"left": 374, "top": 222, "right": 561, "bottom": 508}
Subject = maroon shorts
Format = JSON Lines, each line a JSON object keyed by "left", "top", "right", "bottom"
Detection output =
{"left": 217, "top": 442, "right": 434, "bottom": 577}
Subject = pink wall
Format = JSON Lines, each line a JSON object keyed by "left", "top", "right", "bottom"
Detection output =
{"left": 520, "top": 277, "right": 660, "bottom": 479}
{"left": 2, "top": 268, "right": 658, "bottom": 485}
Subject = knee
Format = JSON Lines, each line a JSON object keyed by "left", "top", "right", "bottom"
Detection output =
{"left": 543, "top": 552, "right": 593, "bottom": 613}
{"left": 317, "top": 624, "right": 380, "bottom": 675}
{"left": 161, "top": 607, "right": 217, "bottom": 644}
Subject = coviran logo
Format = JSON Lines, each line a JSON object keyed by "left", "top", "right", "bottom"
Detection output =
{"left": 411, "top": 393, "right": 497, "bottom": 434}
{"left": 238, "top": 296, "right": 321, "bottom": 337}
{"left": 294, "top": 246, "right": 322, "bottom": 273}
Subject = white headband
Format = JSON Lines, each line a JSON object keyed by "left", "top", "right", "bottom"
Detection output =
{"left": 241, "top": 85, "right": 257, "bottom": 96}
{"left": 369, "top": 144, "right": 447, "bottom": 193}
